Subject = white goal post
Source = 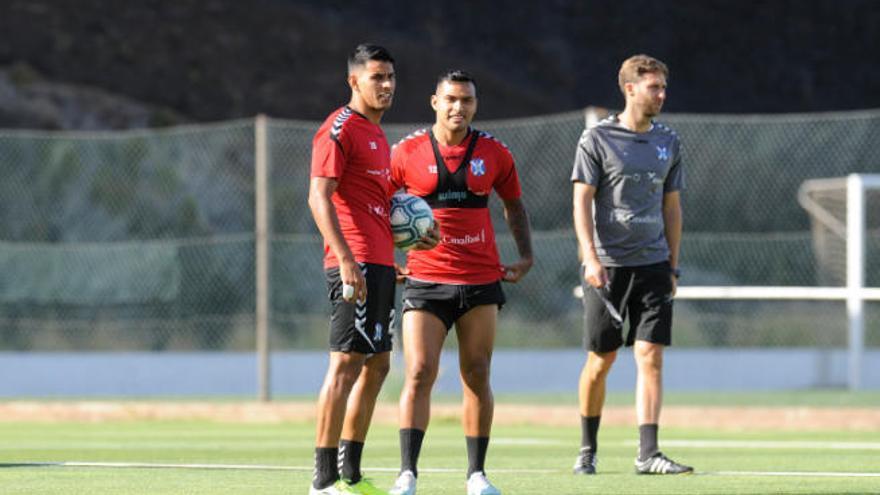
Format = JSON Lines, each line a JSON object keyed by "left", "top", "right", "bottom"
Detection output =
{"left": 844, "top": 173, "right": 880, "bottom": 390}
{"left": 684, "top": 174, "right": 880, "bottom": 390}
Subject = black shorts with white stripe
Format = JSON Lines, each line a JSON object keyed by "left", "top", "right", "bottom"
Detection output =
{"left": 401, "top": 278, "right": 505, "bottom": 330}
{"left": 581, "top": 261, "right": 674, "bottom": 353}
{"left": 324, "top": 263, "right": 396, "bottom": 354}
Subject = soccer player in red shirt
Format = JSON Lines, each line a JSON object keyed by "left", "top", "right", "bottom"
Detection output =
{"left": 308, "top": 44, "right": 413, "bottom": 495}
{"left": 388, "top": 70, "right": 533, "bottom": 495}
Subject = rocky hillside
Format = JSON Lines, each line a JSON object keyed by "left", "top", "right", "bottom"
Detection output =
{"left": 1, "top": 0, "right": 878, "bottom": 129}
{"left": 0, "top": 64, "right": 182, "bottom": 129}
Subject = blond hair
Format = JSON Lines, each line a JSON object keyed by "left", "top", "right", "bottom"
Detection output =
{"left": 618, "top": 54, "right": 669, "bottom": 95}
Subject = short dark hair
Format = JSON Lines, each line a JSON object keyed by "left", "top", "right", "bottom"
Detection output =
{"left": 348, "top": 44, "right": 394, "bottom": 73}
{"left": 436, "top": 69, "right": 477, "bottom": 91}
{"left": 618, "top": 54, "right": 669, "bottom": 95}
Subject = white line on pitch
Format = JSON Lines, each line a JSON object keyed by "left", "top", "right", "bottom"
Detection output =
{"left": 9, "top": 438, "right": 879, "bottom": 451}
{"left": 627, "top": 439, "right": 880, "bottom": 450}
{"left": 371, "top": 466, "right": 559, "bottom": 474}
{"left": 3, "top": 461, "right": 557, "bottom": 474}
{"left": 714, "top": 471, "right": 880, "bottom": 478}
{"left": 7, "top": 462, "right": 880, "bottom": 478}
{"left": 497, "top": 438, "right": 880, "bottom": 450}
{"left": 5, "top": 462, "right": 299, "bottom": 471}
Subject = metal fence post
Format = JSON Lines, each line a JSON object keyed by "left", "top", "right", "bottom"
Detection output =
{"left": 255, "top": 114, "right": 271, "bottom": 401}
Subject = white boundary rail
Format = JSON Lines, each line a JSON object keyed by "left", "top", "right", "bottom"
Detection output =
{"left": 673, "top": 286, "right": 880, "bottom": 391}
{"left": 681, "top": 174, "right": 880, "bottom": 390}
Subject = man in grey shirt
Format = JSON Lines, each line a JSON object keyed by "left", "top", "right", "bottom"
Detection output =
{"left": 571, "top": 54, "right": 692, "bottom": 476}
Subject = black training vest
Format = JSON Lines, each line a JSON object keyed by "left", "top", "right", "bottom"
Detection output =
{"left": 422, "top": 129, "right": 488, "bottom": 209}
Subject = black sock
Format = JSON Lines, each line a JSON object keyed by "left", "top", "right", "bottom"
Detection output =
{"left": 399, "top": 428, "right": 426, "bottom": 477}
{"left": 313, "top": 447, "right": 339, "bottom": 489}
{"left": 580, "top": 415, "right": 601, "bottom": 454}
{"left": 466, "top": 436, "right": 490, "bottom": 478}
{"left": 638, "top": 424, "right": 659, "bottom": 461}
{"left": 339, "top": 439, "right": 364, "bottom": 484}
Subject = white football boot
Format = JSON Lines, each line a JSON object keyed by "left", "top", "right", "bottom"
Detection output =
{"left": 466, "top": 471, "right": 501, "bottom": 495}
{"left": 389, "top": 470, "right": 417, "bottom": 495}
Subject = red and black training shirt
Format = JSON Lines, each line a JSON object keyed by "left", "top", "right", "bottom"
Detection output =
{"left": 391, "top": 128, "right": 521, "bottom": 284}
{"left": 311, "top": 106, "right": 395, "bottom": 268}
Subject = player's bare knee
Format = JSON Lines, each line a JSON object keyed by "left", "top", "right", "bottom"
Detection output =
{"left": 635, "top": 344, "right": 664, "bottom": 371}
{"left": 588, "top": 350, "right": 617, "bottom": 372}
{"left": 460, "top": 359, "right": 491, "bottom": 389}
{"left": 327, "top": 356, "right": 365, "bottom": 389}
{"left": 364, "top": 367, "right": 390, "bottom": 390}
{"left": 408, "top": 360, "right": 439, "bottom": 389}
{"left": 585, "top": 365, "right": 611, "bottom": 383}
{"left": 325, "top": 369, "right": 361, "bottom": 395}
{"left": 365, "top": 354, "right": 391, "bottom": 380}
{"left": 640, "top": 358, "right": 663, "bottom": 375}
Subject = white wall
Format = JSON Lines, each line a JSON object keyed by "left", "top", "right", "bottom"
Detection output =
{"left": 1, "top": 349, "right": 878, "bottom": 397}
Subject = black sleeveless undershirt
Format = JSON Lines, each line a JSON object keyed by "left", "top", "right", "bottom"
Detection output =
{"left": 422, "top": 129, "right": 488, "bottom": 209}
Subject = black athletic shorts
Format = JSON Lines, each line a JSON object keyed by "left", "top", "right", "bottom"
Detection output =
{"left": 324, "top": 263, "right": 396, "bottom": 354}
{"left": 581, "top": 261, "right": 674, "bottom": 353}
{"left": 401, "top": 278, "right": 506, "bottom": 330}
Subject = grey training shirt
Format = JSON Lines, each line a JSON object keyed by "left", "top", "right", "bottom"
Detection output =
{"left": 571, "top": 115, "right": 684, "bottom": 267}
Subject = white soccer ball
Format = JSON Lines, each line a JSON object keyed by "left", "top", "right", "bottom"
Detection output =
{"left": 390, "top": 192, "right": 434, "bottom": 251}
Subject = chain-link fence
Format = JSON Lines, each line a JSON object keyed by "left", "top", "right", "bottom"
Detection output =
{"left": 0, "top": 122, "right": 257, "bottom": 350}
{"left": 1, "top": 110, "right": 879, "bottom": 351}
{"left": 798, "top": 176, "right": 880, "bottom": 287}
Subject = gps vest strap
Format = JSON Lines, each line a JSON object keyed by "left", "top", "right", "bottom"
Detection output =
{"left": 424, "top": 129, "right": 488, "bottom": 209}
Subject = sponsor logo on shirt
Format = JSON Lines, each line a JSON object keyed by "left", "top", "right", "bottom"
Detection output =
{"left": 443, "top": 229, "right": 486, "bottom": 245}
{"left": 647, "top": 172, "right": 663, "bottom": 193}
{"left": 368, "top": 203, "right": 387, "bottom": 216}
{"left": 370, "top": 141, "right": 378, "bottom": 150}
{"left": 428, "top": 164, "right": 438, "bottom": 174}
{"left": 608, "top": 211, "right": 662, "bottom": 225}
{"left": 366, "top": 168, "right": 392, "bottom": 181}
{"left": 438, "top": 190, "right": 468, "bottom": 202}
{"left": 622, "top": 172, "right": 664, "bottom": 186}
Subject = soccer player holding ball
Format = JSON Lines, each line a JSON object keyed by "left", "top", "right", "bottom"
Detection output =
{"left": 571, "top": 54, "right": 692, "bottom": 476}
{"left": 307, "top": 44, "right": 437, "bottom": 495}
{"left": 388, "top": 70, "right": 533, "bottom": 495}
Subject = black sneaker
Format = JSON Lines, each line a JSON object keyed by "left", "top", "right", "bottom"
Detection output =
{"left": 573, "top": 449, "right": 597, "bottom": 475}
{"left": 634, "top": 452, "right": 693, "bottom": 475}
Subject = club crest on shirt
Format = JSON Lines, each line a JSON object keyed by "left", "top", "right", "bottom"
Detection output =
{"left": 369, "top": 141, "right": 378, "bottom": 150}
{"left": 656, "top": 146, "right": 669, "bottom": 162}
{"left": 470, "top": 158, "right": 486, "bottom": 176}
